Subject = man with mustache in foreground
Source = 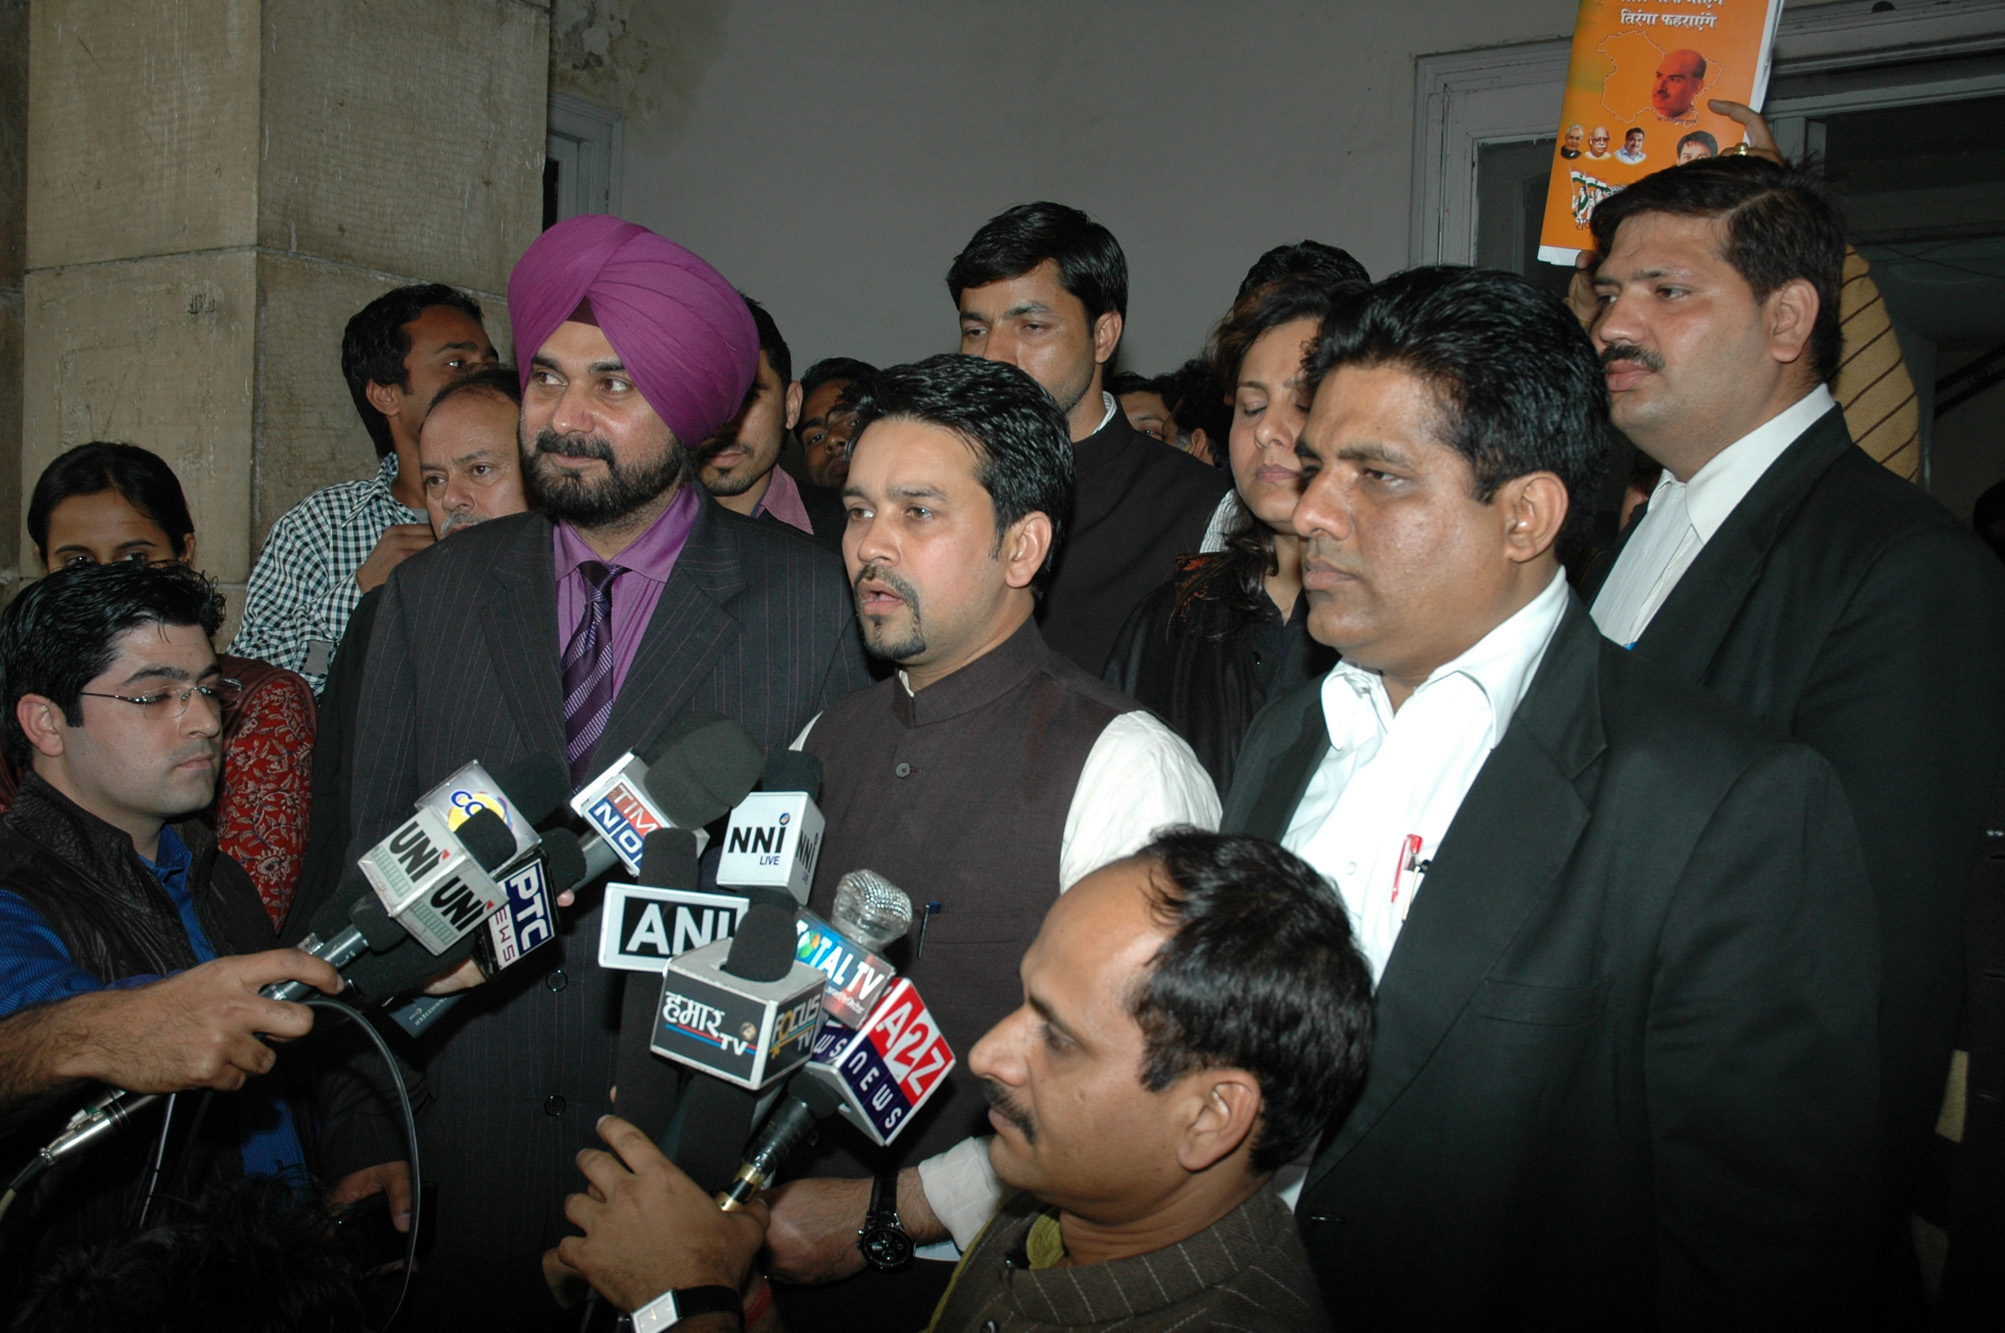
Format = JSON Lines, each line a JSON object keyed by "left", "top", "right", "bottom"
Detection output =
{"left": 768, "top": 353, "right": 1219, "bottom": 1329}
{"left": 336, "top": 215, "right": 868, "bottom": 1316}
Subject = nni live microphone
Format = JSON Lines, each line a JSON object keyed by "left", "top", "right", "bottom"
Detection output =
{"left": 717, "top": 751, "right": 827, "bottom": 905}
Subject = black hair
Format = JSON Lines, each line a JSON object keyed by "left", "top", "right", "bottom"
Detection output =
{"left": 427, "top": 364, "right": 523, "bottom": 416}
{"left": 340, "top": 283, "right": 485, "bottom": 458}
{"left": 1160, "top": 358, "right": 1231, "bottom": 463}
{"left": 1675, "top": 130, "right": 1720, "bottom": 159}
{"left": 1186, "top": 269, "right": 1369, "bottom": 625}
{"left": 1307, "top": 266, "right": 1613, "bottom": 556}
{"left": 947, "top": 202, "right": 1128, "bottom": 323}
{"left": 0, "top": 562, "right": 225, "bottom": 770}
{"left": 27, "top": 442, "right": 196, "bottom": 565}
{"left": 1589, "top": 154, "right": 1845, "bottom": 384}
{"left": 741, "top": 293, "right": 793, "bottom": 385}
{"left": 850, "top": 353, "right": 1074, "bottom": 596}
{"left": 8, "top": 1174, "right": 366, "bottom": 1333}
{"left": 799, "top": 356, "right": 878, "bottom": 408}
{"left": 1105, "top": 370, "right": 1163, "bottom": 400}
{"left": 1128, "top": 829, "right": 1374, "bottom": 1174}
{"left": 1233, "top": 241, "right": 1370, "bottom": 305}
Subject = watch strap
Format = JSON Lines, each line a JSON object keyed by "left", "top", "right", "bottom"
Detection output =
{"left": 628, "top": 1284, "right": 742, "bottom": 1331}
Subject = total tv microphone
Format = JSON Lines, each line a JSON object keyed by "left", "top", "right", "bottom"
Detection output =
{"left": 570, "top": 711, "right": 765, "bottom": 884}
{"left": 794, "top": 870, "right": 914, "bottom": 1027}
{"left": 717, "top": 750, "right": 826, "bottom": 905}
{"left": 802, "top": 977, "right": 955, "bottom": 1147}
{"left": 268, "top": 754, "right": 570, "bottom": 1004}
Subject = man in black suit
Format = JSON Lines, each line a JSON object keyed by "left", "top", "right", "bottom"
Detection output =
{"left": 1581, "top": 156, "right": 2005, "bottom": 1291}
{"left": 338, "top": 216, "right": 868, "bottom": 1305}
{"left": 1226, "top": 267, "right": 1881, "bottom": 1325}
{"left": 950, "top": 203, "right": 1228, "bottom": 673}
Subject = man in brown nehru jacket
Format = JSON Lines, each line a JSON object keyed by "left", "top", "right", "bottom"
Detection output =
{"left": 764, "top": 352, "right": 1218, "bottom": 1327}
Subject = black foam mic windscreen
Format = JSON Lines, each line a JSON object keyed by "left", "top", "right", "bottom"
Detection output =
{"left": 615, "top": 972, "right": 683, "bottom": 1138}
{"left": 454, "top": 808, "right": 517, "bottom": 871}
{"left": 493, "top": 752, "right": 571, "bottom": 825}
{"left": 723, "top": 903, "right": 799, "bottom": 983}
{"left": 540, "top": 828, "right": 588, "bottom": 893}
{"left": 641, "top": 711, "right": 765, "bottom": 828}
{"left": 675, "top": 1073, "right": 762, "bottom": 1196}
{"left": 760, "top": 749, "right": 823, "bottom": 803}
{"left": 638, "top": 828, "right": 700, "bottom": 890}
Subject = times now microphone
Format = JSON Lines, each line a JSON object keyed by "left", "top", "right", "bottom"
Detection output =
{"left": 717, "top": 751, "right": 826, "bottom": 905}
{"left": 801, "top": 978, "right": 955, "bottom": 1146}
{"left": 648, "top": 904, "right": 825, "bottom": 1090}
{"left": 795, "top": 869, "right": 914, "bottom": 1027}
{"left": 570, "top": 711, "right": 764, "bottom": 883}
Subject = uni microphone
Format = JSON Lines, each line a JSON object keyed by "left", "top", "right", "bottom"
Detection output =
{"left": 268, "top": 754, "right": 570, "bottom": 1004}
{"left": 649, "top": 904, "right": 825, "bottom": 1091}
{"left": 570, "top": 711, "right": 765, "bottom": 883}
{"left": 802, "top": 978, "right": 955, "bottom": 1146}
{"left": 716, "top": 751, "right": 826, "bottom": 905}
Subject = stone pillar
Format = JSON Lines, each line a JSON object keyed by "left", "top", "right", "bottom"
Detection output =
{"left": 21, "top": 0, "right": 549, "bottom": 639}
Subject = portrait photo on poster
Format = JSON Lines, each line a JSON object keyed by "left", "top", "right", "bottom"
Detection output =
{"left": 1536, "top": 0, "right": 1786, "bottom": 266}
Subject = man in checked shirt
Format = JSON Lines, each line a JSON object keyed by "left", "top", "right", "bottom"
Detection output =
{"left": 230, "top": 283, "right": 498, "bottom": 692}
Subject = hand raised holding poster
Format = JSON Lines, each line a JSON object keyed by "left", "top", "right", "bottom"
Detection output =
{"left": 1538, "top": 0, "right": 1785, "bottom": 264}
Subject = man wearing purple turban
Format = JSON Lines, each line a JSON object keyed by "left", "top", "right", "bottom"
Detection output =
{"left": 332, "top": 216, "right": 868, "bottom": 1302}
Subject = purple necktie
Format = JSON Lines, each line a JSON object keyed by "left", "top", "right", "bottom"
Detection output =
{"left": 561, "top": 561, "right": 622, "bottom": 788}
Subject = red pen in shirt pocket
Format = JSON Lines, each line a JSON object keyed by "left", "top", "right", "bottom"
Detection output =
{"left": 1392, "top": 834, "right": 1427, "bottom": 920}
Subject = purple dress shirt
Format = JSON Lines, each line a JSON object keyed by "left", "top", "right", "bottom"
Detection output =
{"left": 552, "top": 483, "right": 702, "bottom": 699}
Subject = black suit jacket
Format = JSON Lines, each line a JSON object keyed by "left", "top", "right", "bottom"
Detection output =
{"left": 1583, "top": 405, "right": 2005, "bottom": 1198}
{"left": 1225, "top": 598, "right": 1882, "bottom": 1327}
{"left": 341, "top": 497, "right": 868, "bottom": 1262}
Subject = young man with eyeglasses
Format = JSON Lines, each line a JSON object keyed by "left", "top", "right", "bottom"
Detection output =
{"left": 0, "top": 561, "right": 349, "bottom": 1278}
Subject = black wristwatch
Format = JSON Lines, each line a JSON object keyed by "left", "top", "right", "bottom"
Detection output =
{"left": 857, "top": 1170, "right": 915, "bottom": 1271}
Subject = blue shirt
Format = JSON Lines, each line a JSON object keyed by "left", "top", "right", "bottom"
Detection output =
{"left": 0, "top": 825, "right": 307, "bottom": 1180}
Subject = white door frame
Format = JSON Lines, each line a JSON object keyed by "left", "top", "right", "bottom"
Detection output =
{"left": 1411, "top": 0, "right": 2005, "bottom": 267}
{"left": 547, "top": 92, "right": 625, "bottom": 221}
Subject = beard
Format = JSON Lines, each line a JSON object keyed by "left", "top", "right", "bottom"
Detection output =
{"left": 697, "top": 431, "right": 780, "bottom": 498}
{"left": 981, "top": 1078, "right": 1037, "bottom": 1144}
{"left": 525, "top": 426, "right": 687, "bottom": 527}
{"left": 853, "top": 563, "right": 927, "bottom": 662}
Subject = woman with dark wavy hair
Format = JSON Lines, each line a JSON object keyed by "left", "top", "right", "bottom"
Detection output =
{"left": 1105, "top": 246, "right": 1365, "bottom": 791}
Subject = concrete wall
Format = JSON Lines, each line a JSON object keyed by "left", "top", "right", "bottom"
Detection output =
{"left": 20, "top": 0, "right": 548, "bottom": 638}
{"left": 564, "top": 0, "right": 1576, "bottom": 376}
{"left": 0, "top": 0, "right": 29, "bottom": 593}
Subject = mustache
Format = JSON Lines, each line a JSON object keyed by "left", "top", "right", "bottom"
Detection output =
{"left": 530, "top": 427, "right": 616, "bottom": 465}
{"left": 1600, "top": 342, "right": 1664, "bottom": 373}
{"left": 981, "top": 1078, "right": 1036, "bottom": 1143}
{"left": 853, "top": 563, "right": 921, "bottom": 609}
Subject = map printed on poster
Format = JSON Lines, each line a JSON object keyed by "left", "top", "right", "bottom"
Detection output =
{"left": 1538, "top": 0, "right": 1784, "bottom": 265}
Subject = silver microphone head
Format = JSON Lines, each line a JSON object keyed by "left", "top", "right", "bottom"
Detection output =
{"left": 830, "top": 869, "right": 914, "bottom": 950}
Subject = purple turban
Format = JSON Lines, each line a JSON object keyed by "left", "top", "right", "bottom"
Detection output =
{"left": 507, "top": 215, "right": 758, "bottom": 446}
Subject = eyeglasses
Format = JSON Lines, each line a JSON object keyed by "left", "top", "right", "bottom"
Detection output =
{"left": 77, "top": 678, "right": 243, "bottom": 719}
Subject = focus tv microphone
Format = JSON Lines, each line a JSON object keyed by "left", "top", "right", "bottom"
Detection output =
{"left": 570, "top": 711, "right": 765, "bottom": 885}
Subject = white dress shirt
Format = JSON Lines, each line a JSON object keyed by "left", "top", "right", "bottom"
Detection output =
{"left": 1281, "top": 567, "right": 1570, "bottom": 984}
{"left": 915, "top": 570, "right": 1571, "bottom": 1243}
{"left": 1590, "top": 386, "right": 1835, "bottom": 647}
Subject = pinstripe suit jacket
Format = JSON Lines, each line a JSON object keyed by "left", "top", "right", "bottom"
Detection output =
{"left": 341, "top": 498, "right": 868, "bottom": 1263}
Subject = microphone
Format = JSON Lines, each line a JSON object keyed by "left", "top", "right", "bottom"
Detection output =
{"left": 717, "top": 751, "right": 826, "bottom": 904}
{"left": 268, "top": 754, "right": 569, "bottom": 1004}
{"left": 795, "top": 870, "right": 914, "bottom": 1027}
{"left": 713, "top": 1073, "right": 843, "bottom": 1212}
{"left": 472, "top": 828, "right": 590, "bottom": 976}
{"left": 647, "top": 905, "right": 825, "bottom": 1091}
{"left": 801, "top": 978, "right": 955, "bottom": 1146}
{"left": 571, "top": 711, "right": 765, "bottom": 882}
{"left": 598, "top": 828, "right": 750, "bottom": 975}
{"left": 612, "top": 830, "right": 708, "bottom": 1143}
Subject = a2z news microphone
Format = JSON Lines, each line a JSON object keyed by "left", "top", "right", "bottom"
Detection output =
{"left": 570, "top": 711, "right": 765, "bottom": 885}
